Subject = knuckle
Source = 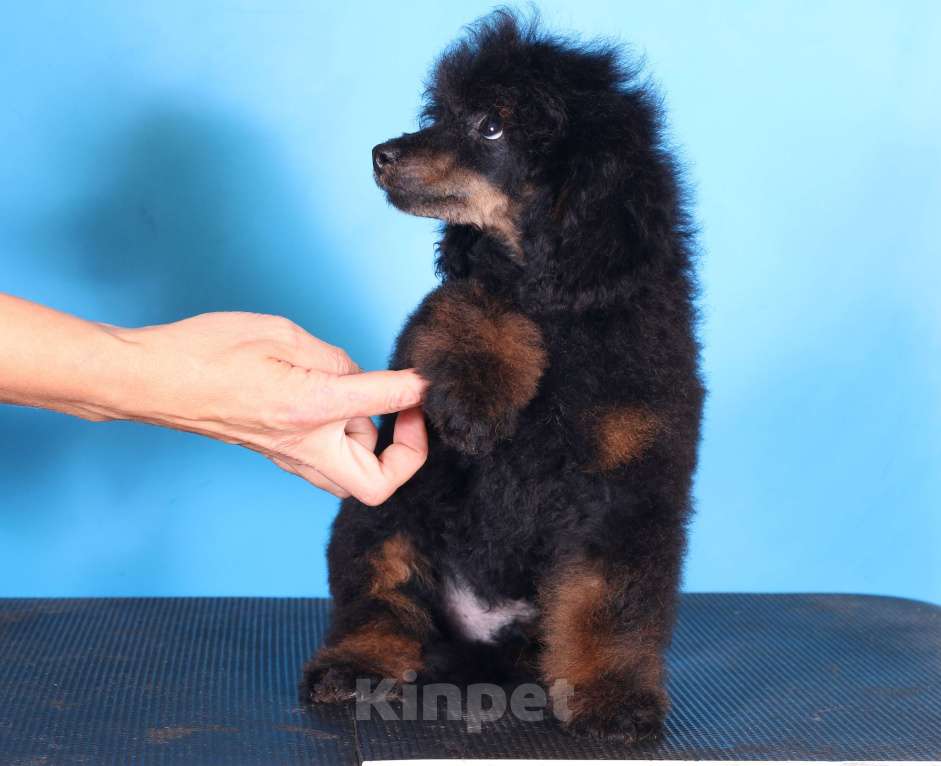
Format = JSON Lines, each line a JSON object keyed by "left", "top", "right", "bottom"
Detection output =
{"left": 386, "top": 389, "right": 409, "bottom": 412}
{"left": 331, "top": 345, "right": 355, "bottom": 374}
{"left": 269, "top": 315, "right": 302, "bottom": 344}
{"left": 388, "top": 379, "right": 422, "bottom": 411}
{"left": 261, "top": 399, "right": 304, "bottom": 431}
{"left": 357, "top": 487, "right": 388, "bottom": 507}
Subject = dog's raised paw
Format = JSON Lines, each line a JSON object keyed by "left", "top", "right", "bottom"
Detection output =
{"left": 423, "top": 379, "right": 515, "bottom": 456}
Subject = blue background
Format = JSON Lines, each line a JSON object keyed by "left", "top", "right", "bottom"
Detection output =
{"left": 1, "top": 1, "right": 938, "bottom": 603}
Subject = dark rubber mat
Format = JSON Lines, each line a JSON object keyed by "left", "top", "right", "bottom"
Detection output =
{"left": 1, "top": 594, "right": 939, "bottom": 763}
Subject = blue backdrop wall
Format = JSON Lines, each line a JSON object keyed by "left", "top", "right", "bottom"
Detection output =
{"left": 2, "top": 1, "right": 939, "bottom": 603}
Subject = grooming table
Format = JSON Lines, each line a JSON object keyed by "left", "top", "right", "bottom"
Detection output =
{"left": 1, "top": 594, "right": 939, "bottom": 764}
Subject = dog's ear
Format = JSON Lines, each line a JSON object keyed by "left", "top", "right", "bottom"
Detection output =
{"left": 516, "top": 86, "right": 568, "bottom": 156}
{"left": 551, "top": 129, "right": 633, "bottom": 251}
{"left": 545, "top": 87, "right": 688, "bottom": 309}
{"left": 550, "top": 150, "right": 614, "bottom": 230}
{"left": 560, "top": 86, "right": 681, "bottom": 239}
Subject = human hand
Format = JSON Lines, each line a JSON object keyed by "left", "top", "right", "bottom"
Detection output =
{"left": 111, "top": 312, "right": 428, "bottom": 505}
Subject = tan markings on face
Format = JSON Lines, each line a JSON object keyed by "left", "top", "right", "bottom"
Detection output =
{"left": 407, "top": 283, "right": 547, "bottom": 414}
{"left": 591, "top": 406, "right": 661, "bottom": 471}
{"left": 367, "top": 533, "right": 432, "bottom": 633}
{"left": 315, "top": 615, "right": 423, "bottom": 681}
{"left": 538, "top": 560, "right": 663, "bottom": 716}
{"left": 400, "top": 150, "right": 522, "bottom": 257}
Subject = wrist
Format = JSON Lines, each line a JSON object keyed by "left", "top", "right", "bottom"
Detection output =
{"left": 80, "top": 324, "right": 148, "bottom": 422}
{"left": 35, "top": 323, "right": 145, "bottom": 423}
{"left": 92, "top": 324, "right": 199, "bottom": 428}
{"left": 98, "top": 322, "right": 227, "bottom": 438}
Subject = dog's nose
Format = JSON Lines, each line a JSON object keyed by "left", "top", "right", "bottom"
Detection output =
{"left": 372, "top": 143, "right": 400, "bottom": 172}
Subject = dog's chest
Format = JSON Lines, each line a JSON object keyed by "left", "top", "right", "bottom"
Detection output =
{"left": 443, "top": 578, "right": 537, "bottom": 644}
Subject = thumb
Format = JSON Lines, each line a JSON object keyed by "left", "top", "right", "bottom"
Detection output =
{"left": 322, "top": 368, "right": 427, "bottom": 420}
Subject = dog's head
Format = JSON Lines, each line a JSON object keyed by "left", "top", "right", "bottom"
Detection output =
{"left": 372, "top": 10, "right": 659, "bottom": 262}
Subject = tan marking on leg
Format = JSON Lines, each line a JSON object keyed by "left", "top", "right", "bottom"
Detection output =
{"left": 316, "top": 615, "right": 423, "bottom": 681}
{"left": 407, "top": 283, "right": 547, "bottom": 415}
{"left": 591, "top": 406, "right": 661, "bottom": 471}
{"left": 367, "top": 533, "right": 432, "bottom": 633}
{"left": 539, "top": 560, "right": 664, "bottom": 717}
{"left": 480, "top": 310, "right": 547, "bottom": 408}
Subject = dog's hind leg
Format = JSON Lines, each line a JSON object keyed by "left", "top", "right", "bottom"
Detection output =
{"left": 300, "top": 506, "right": 439, "bottom": 704}
{"left": 537, "top": 537, "right": 681, "bottom": 743}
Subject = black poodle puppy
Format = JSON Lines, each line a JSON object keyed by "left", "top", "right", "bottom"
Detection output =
{"left": 301, "top": 10, "right": 704, "bottom": 743}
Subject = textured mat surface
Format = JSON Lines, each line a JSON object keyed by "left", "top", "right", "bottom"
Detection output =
{"left": 0, "top": 595, "right": 939, "bottom": 764}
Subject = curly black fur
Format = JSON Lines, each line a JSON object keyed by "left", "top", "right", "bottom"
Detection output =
{"left": 300, "top": 10, "right": 704, "bottom": 743}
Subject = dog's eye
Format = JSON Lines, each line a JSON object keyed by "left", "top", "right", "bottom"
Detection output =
{"left": 478, "top": 114, "right": 504, "bottom": 140}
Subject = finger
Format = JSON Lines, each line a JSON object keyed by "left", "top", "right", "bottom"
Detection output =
{"left": 345, "top": 416, "right": 379, "bottom": 453}
{"left": 322, "top": 369, "right": 427, "bottom": 420}
{"left": 368, "top": 406, "right": 428, "bottom": 503}
{"left": 388, "top": 405, "right": 428, "bottom": 457}
{"left": 316, "top": 407, "right": 428, "bottom": 506}
{"left": 269, "top": 455, "right": 351, "bottom": 498}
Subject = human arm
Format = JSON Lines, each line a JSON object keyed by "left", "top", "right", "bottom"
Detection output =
{"left": 0, "top": 293, "right": 428, "bottom": 505}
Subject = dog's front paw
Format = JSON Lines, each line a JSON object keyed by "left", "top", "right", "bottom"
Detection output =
{"left": 422, "top": 368, "right": 518, "bottom": 455}
{"left": 557, "top": 685, "right": 668, "bottom": 744}
{"left": 403, "top": 282, "right": 546, "bottom": 456}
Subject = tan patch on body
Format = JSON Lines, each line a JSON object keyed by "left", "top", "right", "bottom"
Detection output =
{"left": 539, "top": 560, "right": 662, "bottom": 714}
{"left": 367, "top": 533, "right": 432, "bottom": 632}
{"left": 592, "top": 406, "right": 661, "bottom": 471}
{"left": 316, "top": 615, "right": 423, "bottom": 680}
{"left": 408, "top": 283, "right": 547, "bottom": 413}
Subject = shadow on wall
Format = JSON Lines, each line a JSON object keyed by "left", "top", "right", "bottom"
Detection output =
{"left": 2, "top": 104, "right": 376, "bottom": 493}
{"left": 58, "top": 105, "right": 371, "bottom": 330}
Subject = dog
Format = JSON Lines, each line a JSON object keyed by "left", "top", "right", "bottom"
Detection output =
{"left": 300, "top": 10, "right": 704, "bottom": 743}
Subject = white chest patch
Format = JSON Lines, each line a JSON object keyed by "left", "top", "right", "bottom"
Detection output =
{"left": 443, "top": 578, "right": 538, "bottom": 644}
